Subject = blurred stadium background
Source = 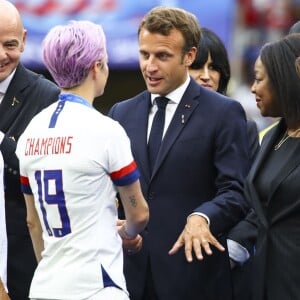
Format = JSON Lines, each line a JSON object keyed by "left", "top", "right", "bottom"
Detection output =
{"left": 12, "top": 0, "right": 300, "bottom": 130}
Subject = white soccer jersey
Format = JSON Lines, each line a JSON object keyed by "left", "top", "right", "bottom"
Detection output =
{"left": 16, "top": 94, "right": 140, "bottom": 300}
{"left": 0, "top": 151, "right": 7, "bottom": 291}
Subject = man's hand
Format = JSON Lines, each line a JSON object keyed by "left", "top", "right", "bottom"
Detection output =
{"left": 168, "top": 215, "right": 225, "bottom": 262}
{"left": 117, "top": 219, "right": 143, "bottom": 255}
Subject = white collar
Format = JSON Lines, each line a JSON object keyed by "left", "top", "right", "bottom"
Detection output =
{"left": 0, "top": 68, "right": 16, "bottom": 94}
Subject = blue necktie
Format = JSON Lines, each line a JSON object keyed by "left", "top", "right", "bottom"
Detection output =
{"left": 148, "top": 97, "right": 169, "bottom": 172}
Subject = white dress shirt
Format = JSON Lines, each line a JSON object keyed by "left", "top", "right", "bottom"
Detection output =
{"left": 0, "top": 68, "right": 15, "bottom": 105}
{"left": 147, "top": 75, "right": 190, "bottom": 140}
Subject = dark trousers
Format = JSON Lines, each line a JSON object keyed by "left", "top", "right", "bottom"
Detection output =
{"left": 142, "top": 260, "right": 159, "bottom": 300}
{"left": 7, "top": 233, "right": 37, "bottom": 300}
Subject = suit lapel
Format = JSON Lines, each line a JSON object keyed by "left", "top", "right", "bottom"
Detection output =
{"left": 150, "top": 81, "right": 199, "bottom": 178}
{"left": 271, "top": 142, "right": 300, "bottom": 224}
{"left": 0, "top": 64, "right": 29, "bottom": 132}
{"left": 130, "top": 92, "right": 152, "bottom": 181}
{"left": 248, "top": 126, "right": 278, "bottom": 181}
{"left": 246, "top": 120, "right": 284, "bottom": 227}
{"left": 269, "top": 144, "right": 300, "bottom": 198}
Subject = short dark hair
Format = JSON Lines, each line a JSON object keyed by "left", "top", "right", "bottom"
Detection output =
{"left": 260, "top": 34, "right": 300, "bottom": 127}
{"left": 189, "top": 28, "right": 230, "bottom": 94}
{"left": 138, "top": 6, "right": 200, "bottom": 54}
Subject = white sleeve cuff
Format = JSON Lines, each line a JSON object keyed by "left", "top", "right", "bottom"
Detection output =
{"left": 227, "top": 239, "right": 250, "bottom": 265}
{"left": 0, "top": 131, "right": 4, "bottom": 144}
{"left": 188, "top": 212, "right": 210, "bottom": 226}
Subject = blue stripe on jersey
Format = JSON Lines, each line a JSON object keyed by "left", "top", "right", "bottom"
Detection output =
{"left": 20, "top": 183, "right": 33, "bottom": 195}
{"left": 21, "top": 184, "right": 32, "bottom": 194}
{"left": 20, "top": 176, "right": 33, "bottom": 194}
{"left": 101, "top": 265, "right": 121, "bottom": 289}
{"left": 112, "top": 168, "right": 140, "bottom": 186}
{"left": 49, "top": 100, "right": 66, "bottom": 128}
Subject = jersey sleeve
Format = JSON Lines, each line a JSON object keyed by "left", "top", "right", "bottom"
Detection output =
{"left": 107, "top": 122, "right": 140, "bottom": 186}
{"left": 110, "top": 160, "right": 139, "bottom": 186}
{"left": 20, "top": 176, "right": 33, "bottom": 195}
{"left": 16, "top": 134, "right": 33, "bottom": 195}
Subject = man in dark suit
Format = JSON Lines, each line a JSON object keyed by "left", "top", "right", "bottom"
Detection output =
{"left": 109, "top": 6, "right": 250, "bottom": 300}
{"left": 0, "top": 1, "right": 60, "bottom": 299}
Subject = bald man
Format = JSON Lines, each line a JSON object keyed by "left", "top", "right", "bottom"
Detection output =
{"left": 0, "top": 1, "right": 60, "bottom": 299}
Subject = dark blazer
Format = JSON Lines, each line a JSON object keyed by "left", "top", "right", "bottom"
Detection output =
{"left": 244, "top": 119, "right": 300, "bottom": 300}
{"left": 0, "top": 64, "right": 60, "bottom": 300}
{"left": 227, "top": 119, "right": 259, "bottom": 253}
{"left": 227, "top": 119, "right": 259, "bottom": 300}
{"left": 109, "top": 79, "right": 250, "bottom": 300}
{"left": 227, "top": 208, "right": 258, "bottom": 300}
{"left": 247, "top": 119, "right": 259, "bottom": 164}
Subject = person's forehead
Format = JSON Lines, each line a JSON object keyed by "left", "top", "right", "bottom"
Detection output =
{"left": 0, "top": 4, "right": 22, "bottom": 32}
{"left": 0, "top": 17, "right": 23, "bottom": 39}
{"left": 139, "top": 29, "right": 184, "bottom": 48}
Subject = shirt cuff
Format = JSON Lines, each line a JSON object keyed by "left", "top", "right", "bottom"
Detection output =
{"left": 188, "top": 212, "right": 210, "bottom": 226}
{"left": 0, "top": 131, "right": 4, "bottom": 144}
{"left": 227, "top": 239, "right": 250, "bottom": 265}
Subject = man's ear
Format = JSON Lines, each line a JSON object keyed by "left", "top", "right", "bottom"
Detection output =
{"left": 20, "top": 29, "right": 27, "bottom": 52}
{"left": 185, "top": 46, "right": 197, "bottom": 67}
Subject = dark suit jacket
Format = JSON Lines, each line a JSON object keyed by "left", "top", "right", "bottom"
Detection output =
{"left": 109, "top": 79, "right": 250, "bottom": 300}
{"left": 0, "top": 64, "right": 60, "bottom": 300}
{"left": 227, "top": 208, "right": 258, "bottom": 300}
{"left": 227, "top": 119, "right": 259, "bottom": 253}
{"left": 247, "top": 119, "right": 259, "bottom": 164}
{"left": 227, "top": 120, "right": 259, "bottom": 300}
{"left": 244, "top": 119, "right": 300, "bottom": 300}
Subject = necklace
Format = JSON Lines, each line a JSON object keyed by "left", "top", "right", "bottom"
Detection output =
{"left": 274, "top": 128, "right": 300, "bottom": 150}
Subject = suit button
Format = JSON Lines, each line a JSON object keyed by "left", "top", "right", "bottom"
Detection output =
{"left": 148, "top": 192, "right": 154, "bottom": 200}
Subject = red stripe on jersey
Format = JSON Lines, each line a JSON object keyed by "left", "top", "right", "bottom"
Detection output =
{"left": 20, "top": 176, "right": 30, "bottom": 185}
{"left": 110, "top": 161, "right": 137, "bottom": 180}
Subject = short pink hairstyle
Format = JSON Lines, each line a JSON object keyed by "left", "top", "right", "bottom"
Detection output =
{"left": 42, "top": 20, "right": 107, "bottom": 88}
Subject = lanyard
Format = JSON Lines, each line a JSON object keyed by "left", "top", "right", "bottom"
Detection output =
{"left": 58, "top": 93, "right": 94, "bottom": 109}
{"left": 49, "top": 93, "right": 94, "bottom": 128}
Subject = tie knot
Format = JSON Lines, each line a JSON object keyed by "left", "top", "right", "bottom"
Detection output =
{"left": 155, "top": 97, "right": 168, "bottom": 110}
